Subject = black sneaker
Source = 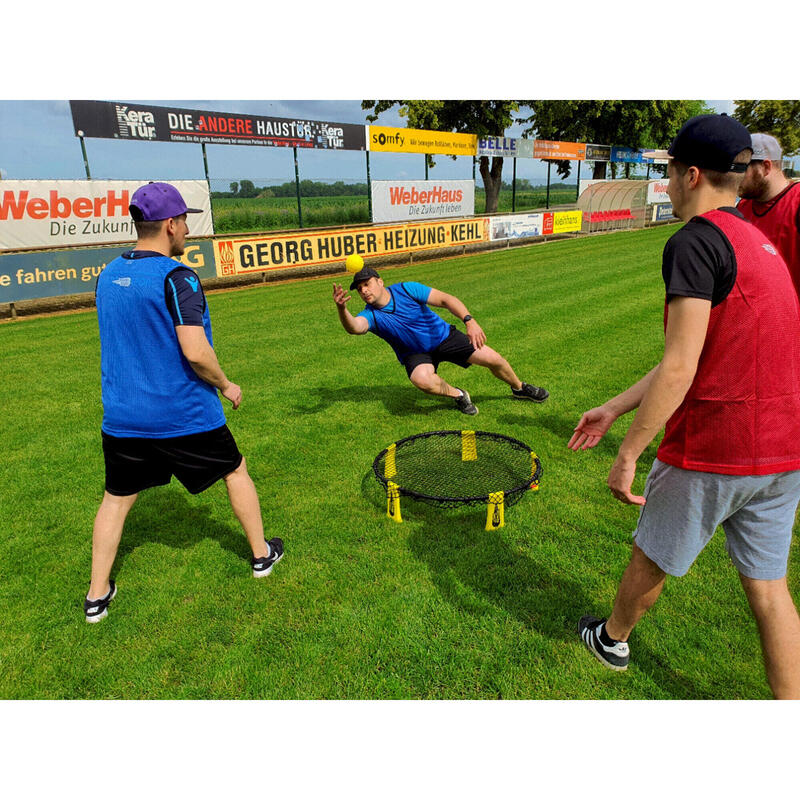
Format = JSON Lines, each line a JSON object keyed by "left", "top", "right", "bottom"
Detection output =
{"left": 512, "top": 382, "right": 549, "bottom": 403}
{"left": 84, "top": 580, "right": 117, "bottom": 624}
{"left": 454, "top": 388, "right": 478, "bottom": 415}
{"left": 578, "top": 615, "right": 630, "bottom": 671}
{"left": 252, "top": 537, "right": 284, "bottom": 578}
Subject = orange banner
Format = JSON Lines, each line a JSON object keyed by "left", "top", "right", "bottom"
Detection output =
{"left": 213, "top": 218, "right": 489, "bottom": 275}
{"left": 533, "top": 140, "right": 586, "bottom": 160}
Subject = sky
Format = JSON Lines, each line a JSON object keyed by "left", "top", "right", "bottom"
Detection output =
{"left": 0, "top": 98, "right": 741, "bottom": 189}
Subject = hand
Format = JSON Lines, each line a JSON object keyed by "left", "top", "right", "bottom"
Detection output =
{"left": 607, "top": 454, "right": 646, "bottom": 505}
{"left": 465, "top": 319, "right": 486, "bottom": 349}
{"left": 221, "top": 381, "right": 242, "bottom": 410}
{"left": 333, "top": 283, "right": 350, "bottom": 308}
{"left": 567, "top": 405, "right": 618, "bottom": 451}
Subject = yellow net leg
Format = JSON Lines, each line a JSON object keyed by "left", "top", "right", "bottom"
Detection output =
{"left": 486, "top": 490, "right": 505, "bottom": 531}
{"left": 530, "top": 452, "right": 540, "bottom": 491}
{"left": 385, "top": 443, "right": 397, "bottom": 479}
{"left": 462, "top": 430, "right": 477, "bottom": 461}
{"left": 386, "top": 481, "right": 403, "bottom": 523}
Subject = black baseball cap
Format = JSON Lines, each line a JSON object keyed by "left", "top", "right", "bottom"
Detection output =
{"left": 666, "top": 114, "right": 752, "bottom": 173}
{"left": 349, "top": 267, "right": 380, "bottom": 290}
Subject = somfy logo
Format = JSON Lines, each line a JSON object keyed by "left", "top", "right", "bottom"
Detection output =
{"left": 762, "top": 243, "right": 778, "bottom": 256}
{"left": 112, "top": 277, "right": 131, "bottom": 287}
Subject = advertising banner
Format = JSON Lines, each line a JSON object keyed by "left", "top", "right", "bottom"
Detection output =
{"left": 0, "top": 240, "right": 216, "bottom": 304}
{"left": 371, "top": 180, "right": 474, "bottom": 223}
{"left": 69, "top": 100, "right": 367, "bottom": 151}
{"left": 367, "top": 126, "right": 477, "bottom": 156}
{"left": 488, "top": 213, "right": 545, "bottom": 241}
{"left": 0, "top": 180, "right": 213, "bottom": 251}
{"left": 652, "top": 203, "right": 676, "bottom": 222}
{"left": 610, "top": 146, "right": 642, "bottom": 163}
{"left": 647, "top": 180, "right": 671, "bottom": 204}
{"left": 551, "top": 210, "right": 583, "bottom": 233}
{"left": 477, "top": 138, "right": 520, "bottom": 158}
{"left": 579, "top": 179, "right": 607, "bottom": 197}
{"left": 213, "top": 218, "right": 489, "bottom": 276}
{"left": 533, "top": 140, "right": 586, "bottom": 161}
{"left": 585, "top": 144, "right": 612, "bottom": 161}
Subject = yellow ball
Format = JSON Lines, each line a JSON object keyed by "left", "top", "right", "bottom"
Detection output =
{"left": 345, "top": 254, "right": 364, "bottom": 273}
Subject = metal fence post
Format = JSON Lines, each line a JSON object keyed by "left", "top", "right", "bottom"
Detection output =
{"left": 366, "top": 151, "right": 372, "bottom": 222}
{"left": 512, "top": 158, "right": 516, "bottom": 213}
{"left": 78, "top": 133, "right": 91, "bottom": 179}
{"left": 293, "top": 146, "right": 303, "bottom": 228}
{"left": 201, "top": 143, "right": 216, "bottom": 232}
{"left": 546, "top": 161, "right": 551, "bottom": 209}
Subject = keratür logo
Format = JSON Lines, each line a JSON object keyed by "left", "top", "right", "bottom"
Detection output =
{"left": 116, "top": 105, "right": 156, "bottom": 140}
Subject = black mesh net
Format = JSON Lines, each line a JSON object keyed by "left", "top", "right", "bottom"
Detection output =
{"left": 372, "top": 430, "right": 542, "bottom": 508}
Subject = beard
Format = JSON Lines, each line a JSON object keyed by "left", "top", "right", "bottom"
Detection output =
{"left": 739, "top": 171, "right": 770, "bottom": 200}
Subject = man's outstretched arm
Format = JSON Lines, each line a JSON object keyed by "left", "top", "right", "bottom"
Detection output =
{"left": 333, "top": 283, "right": 369, "bottom": 335}
{"left": 426, "top": 288, "right": 486, "bottom": 349}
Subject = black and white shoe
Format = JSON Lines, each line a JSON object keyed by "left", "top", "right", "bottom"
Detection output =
{"left": 454, "top": 388, "right": 478, "bottom": 416}
{"left": 578, "top": 615, "right": 629, "bottom": 671}
{"left": 512, "top": 382, "right": 549, "bottom": 403}
{"left": 84, "top": 580, "right": 117, "bottom": 623}
{"left": 252, "top": 537, "right": 284, "bottom": 578}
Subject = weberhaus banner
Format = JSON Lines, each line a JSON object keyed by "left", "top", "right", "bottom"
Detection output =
{"left": 371, "top": 180, "right": 475, "bottom": 223}
{"left": 0, "top": 180, "right": 213, "bottom": 251}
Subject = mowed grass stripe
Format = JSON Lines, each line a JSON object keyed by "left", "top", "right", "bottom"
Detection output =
{"left": 0, "top": 224, "right": 786, "bottom": 699}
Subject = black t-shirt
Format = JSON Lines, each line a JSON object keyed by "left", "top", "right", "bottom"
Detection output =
{"left": 662, "top": 207, "right": 740, "bottom": 307}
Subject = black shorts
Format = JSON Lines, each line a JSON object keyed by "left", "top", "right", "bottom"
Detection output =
{"left": 102, "top": 424, "right": 243, "bottom": 496}
{"left": 403, "top": 325, "right": 476, "bottom": 377}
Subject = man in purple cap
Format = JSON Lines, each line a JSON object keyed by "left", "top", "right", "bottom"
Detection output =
{"left": 85, "top": 182, "right": 283, "bottom": 623}
{"left": 738, "top": 133, "right": 800, "bottom": 300}
{"left": 569, "top": 115, "right": 800, "bottom": 698}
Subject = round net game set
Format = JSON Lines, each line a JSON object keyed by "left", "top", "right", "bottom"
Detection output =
{"left": 372, "top": 430, "right": 542, "bottom": 530}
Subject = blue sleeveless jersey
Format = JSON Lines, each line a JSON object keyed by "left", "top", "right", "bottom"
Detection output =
{"left": 357, "top": 282, "right": 451, "bottom": 362}
{"left": 96, "top": 252, "right": 225, "bottom": 438}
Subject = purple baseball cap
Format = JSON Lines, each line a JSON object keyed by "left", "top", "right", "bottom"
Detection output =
{"left": 129, "top": 182, "right": 203, "bottom": 221}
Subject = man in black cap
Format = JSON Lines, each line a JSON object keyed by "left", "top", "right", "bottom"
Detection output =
{"left": 569, "top": 115, "right": 800, "bottom": 698}
{"left": 86, "top": 182, "right": 283, "bottom": 623}
{"left": 332, "top": 267, "right": 548, "bottom": 415}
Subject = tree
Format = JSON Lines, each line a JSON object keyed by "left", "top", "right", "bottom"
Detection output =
{"left": 238, "top": 179, "right": 258, "bottom": 198}
{"left": 733, "top": 101, "right": 800, "bottom": 156}
{"left": 519, "top": 100, "right": 711, "bottom": 179}
{"left": 362, "top": 100, "right": 520, "bottom": 213}
{"left": 230, "top": 181, "right": 239, "bottom": 196}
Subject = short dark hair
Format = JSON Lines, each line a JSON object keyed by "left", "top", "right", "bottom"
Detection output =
{"left": 672, "top": 148, "right": 752, "bottom": 191}
{"left": 132, "top": 217, "right": 165, "bottom": 238}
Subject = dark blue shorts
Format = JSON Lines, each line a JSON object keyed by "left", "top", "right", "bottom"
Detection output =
{"left": 102, "top": 424, "right": 243, "bottom": 496}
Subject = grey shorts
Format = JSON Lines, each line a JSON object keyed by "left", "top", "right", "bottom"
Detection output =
{"left": 633, "top": 459, "right": 800, "bottom": 580}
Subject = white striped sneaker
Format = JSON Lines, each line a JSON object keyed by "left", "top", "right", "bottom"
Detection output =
{"left": 578, "top": 615, "right": 629, "bottom": 671}
{"left": 252, "top": 537, "right": 284, "bottom": 578}
{"left": 84, "top": 580, "right": 117, "bottom": 623}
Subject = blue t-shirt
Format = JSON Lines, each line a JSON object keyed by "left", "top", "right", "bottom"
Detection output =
{"left": 96, "top": 250, "right": 226, "bottom": 438}
{"left": 356, "top": 282, "right": 452, "bottom": 362}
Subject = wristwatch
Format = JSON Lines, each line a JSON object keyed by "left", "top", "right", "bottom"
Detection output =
{"left": 462, "top": 314, "right": 473, "bottom": 323}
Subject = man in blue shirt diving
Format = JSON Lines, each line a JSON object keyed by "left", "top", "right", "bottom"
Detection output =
{"left": 333, "top": 266, "right": 548, "bottom": 415}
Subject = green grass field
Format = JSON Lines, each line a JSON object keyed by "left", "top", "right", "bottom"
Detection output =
{"left": 2, "top": 224, "right": 792, "bottom": 699}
